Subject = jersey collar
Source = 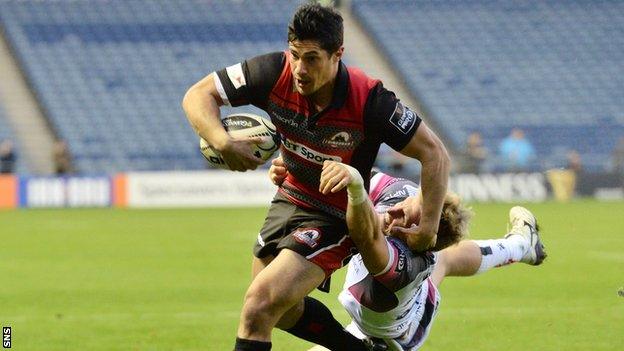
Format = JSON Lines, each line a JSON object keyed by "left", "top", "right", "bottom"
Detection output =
{"left": 330, "top": 60, "right": 349, "bottom": 109}
{"left": 307, "top": 61, "right": 349, "bottom": 127}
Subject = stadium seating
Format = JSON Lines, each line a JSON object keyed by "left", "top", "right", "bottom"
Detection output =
{"left": 352, "top": 0, "right": 624, "bottom": 171}
{"left": 0, "top": 105, "right": 11, "bottom": 143}
{"left": 0, "top": 0, "right": 303, "bottom": 173}
{"left": 3, "top": 0, "right": 622, "bottom": 173}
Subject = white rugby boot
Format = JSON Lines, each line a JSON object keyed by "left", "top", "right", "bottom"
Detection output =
{"left": 505, "top": 206, "right": 547, "bottom": 265}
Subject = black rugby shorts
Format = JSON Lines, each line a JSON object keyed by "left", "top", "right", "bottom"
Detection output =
{"left": 254, "top": 193, "right": 357, "bottom": 277}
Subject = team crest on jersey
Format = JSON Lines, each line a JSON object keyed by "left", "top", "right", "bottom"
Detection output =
{"left": 389, "top": 102, "right": 417, "bottom": 134}
{"left": 293, "top": 228, "right": 322, "bottom": 248}
{"left": 323, "top": 131, "right": 355, "bottom": 148}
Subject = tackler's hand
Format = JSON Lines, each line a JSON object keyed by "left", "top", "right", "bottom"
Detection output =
{"left": 268, "top": 156, "right": 288, "bottom": 186}
{"left": 389, "top": 224, "right": 437, "bottom": 253}
{"left": 385, "top": 196, "right": 422, "bottom": 232}
{"left": 319, "top": 161, "right": 364, "bottom": 195}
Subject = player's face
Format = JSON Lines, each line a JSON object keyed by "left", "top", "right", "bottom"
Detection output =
{"left": 288, "top": 40, "right": 343, "bottom": 96}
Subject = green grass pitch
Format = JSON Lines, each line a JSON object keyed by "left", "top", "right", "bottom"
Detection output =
{"left": 1, "top": 200, "right": 623, "bottom": 350}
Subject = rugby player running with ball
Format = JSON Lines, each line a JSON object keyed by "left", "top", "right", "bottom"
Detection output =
{"left": 183, "top": 4, "right": 449, "bottom": 350}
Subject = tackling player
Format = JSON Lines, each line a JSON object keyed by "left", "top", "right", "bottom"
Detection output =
{"left": 307, "top": 160, "right": 546, "bottom": 350}
{"left": 182, "top": 3, "right": 450, "bottom": 351}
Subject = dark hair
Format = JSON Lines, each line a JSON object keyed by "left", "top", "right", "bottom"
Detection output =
{"left": 288, "top": 2, "right": 343, "bottom": 53}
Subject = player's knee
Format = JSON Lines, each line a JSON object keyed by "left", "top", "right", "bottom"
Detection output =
{"left": 242, "top": 283, "right": 288, "bottom": 322}
{"left": 436, "top": 250, "right": 449, "bottom": 272}
{"left": 240, "top": 288, "right": 275, "bottom": 333}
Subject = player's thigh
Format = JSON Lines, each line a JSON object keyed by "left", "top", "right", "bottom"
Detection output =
{"left": 254, "top": 194, "right": 297, "bottom": 259}
{"left": 248, "top": 249, "right": 326, "bottom": 309}
{"left": 252, "top": 255, "right": 274, "bottom": 278}
{"left": 431, "top": 240, "right": 482, "bottom": 287}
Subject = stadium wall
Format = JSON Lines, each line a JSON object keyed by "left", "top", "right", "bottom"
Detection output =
{"left": 119, "top": 171, "right": 275, "bottom": 208}
{"left": 18, "top": 175, "right": 111, "bottom": 208}
{"left": 0, "top": 171, "right": 622, "bottom": 209}
{"left": 0, "top": 170, "right": 277, "bottom": 209}
{"left": 0, "top": 175, "right": 18, "bottom": 208}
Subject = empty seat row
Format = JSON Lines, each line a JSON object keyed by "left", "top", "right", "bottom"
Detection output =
{"left": 353, "top": 0, "right": 624, "bottom": 171}
{"left": 0, "top": 0, "right": 303, "bottom": 173}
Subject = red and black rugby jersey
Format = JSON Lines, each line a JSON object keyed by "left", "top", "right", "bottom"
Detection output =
{"left": 214, "top": 51, "right": 422, "bottom": 218}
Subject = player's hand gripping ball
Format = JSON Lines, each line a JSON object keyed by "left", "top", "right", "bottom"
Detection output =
{"left": 200, "top": 113, "right": 280, "bottom": 169}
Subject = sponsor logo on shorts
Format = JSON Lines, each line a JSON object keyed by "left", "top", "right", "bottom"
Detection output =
{"left": 293, "top": 229, "right": 321, "bottom": 248}
{"left": 323, "top": 131, "right": 354, "bottom": 148}
{"left": 389, "top": 102, "right": 417, "bottom": 134}
{"left": 282, "top": 138, "right": 342, "bottom": 165}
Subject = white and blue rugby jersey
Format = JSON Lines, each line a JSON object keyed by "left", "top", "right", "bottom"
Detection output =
{"left": 339, "top": 172, "right": 440, "bottom": 350}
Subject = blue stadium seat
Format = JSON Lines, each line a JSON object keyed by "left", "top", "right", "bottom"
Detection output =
{"left": 0, "top": 107, "right": 10, "bottom": 139}
{"left": 353, "top": 0, "right": 624, "bottom": 171}
{"left": 0, "top": 0, "right": 304, "bottom": 173}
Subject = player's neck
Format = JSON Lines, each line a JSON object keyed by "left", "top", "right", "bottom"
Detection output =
{"left": 307, "top": 72, "right": 337, "bottom": 113}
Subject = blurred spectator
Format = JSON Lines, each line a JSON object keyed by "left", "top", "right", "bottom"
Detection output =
{"left": 546, "top": 150, "right": 581, "bottom": 202}
{"left": 462, "top": 132, "right": 488, "bottom": 173}
{"left": 53, "top": 139, "right": 73, "bottom": 175}
{"left": 566, "top": 150, "right": 582, "bottom": 174}
{"left": 498, "top": 128, "right": 535, "bottom": 171}
{"left": 613, "top": 136, "right": 624, "bottom": 174}
{"left": 0, "top": 139, "right": 16, "bottom": 174}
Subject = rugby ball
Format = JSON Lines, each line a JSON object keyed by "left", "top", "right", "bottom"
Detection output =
{"left": 200, "top": 113, "right": 280, "bottom": 169}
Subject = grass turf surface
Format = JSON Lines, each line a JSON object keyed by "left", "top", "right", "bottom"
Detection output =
{"left": 1, "top": 200, "right": 623, "bottom": 350}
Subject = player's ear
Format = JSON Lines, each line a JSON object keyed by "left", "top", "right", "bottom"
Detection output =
{"left": 332, "top": 46, "right": 344, "bottom": 62}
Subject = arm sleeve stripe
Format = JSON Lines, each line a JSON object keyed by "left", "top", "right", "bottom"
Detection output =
{"left": 213, "top": 73, "right": 230, "bottom": 106}
{"left": 374, "top": 240, "right": 396, "bottom": 277}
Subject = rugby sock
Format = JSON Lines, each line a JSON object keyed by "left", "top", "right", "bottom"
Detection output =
{"left": 474, "top": 235, "right": 528, "bottom": 274}
{"left": 285, "top": 297, "right": 368, "bottom": 351}
{"left": 233, "top": 337, "right": 271, "bottom": 351}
